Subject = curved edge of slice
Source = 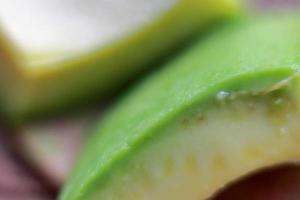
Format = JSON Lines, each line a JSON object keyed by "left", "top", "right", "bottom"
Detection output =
{"left": 60, "top": 12, "right": 300, "bottom": 200}
{"left": 61, "top": 73, "right": 300, "bottom": 200}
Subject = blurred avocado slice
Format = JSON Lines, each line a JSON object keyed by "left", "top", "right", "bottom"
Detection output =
{"left": 0, "top": 0, "right": 238, "bottom": 122}
{"left": 60, "top": 13, "right": 300, "bottom": 200}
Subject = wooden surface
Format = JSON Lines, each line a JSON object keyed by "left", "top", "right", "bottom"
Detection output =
{"left": 0, "top": 128, "right": 54, "bottom": 199}
{"left": 214, "top": 164, "right": 300, "bottom": 200}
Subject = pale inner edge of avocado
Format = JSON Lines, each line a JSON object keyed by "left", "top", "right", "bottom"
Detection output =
{"left": 0, "top": 0, "right": 178, "bottom": 67}
{"left": 90, "top": 76, "right": 300, "bottom": 200}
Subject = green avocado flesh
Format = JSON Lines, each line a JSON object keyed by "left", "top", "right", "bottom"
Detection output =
{"left": 0, "top": 0, "right": 237, "bottom": 122}
{"left": 60, "top": 13, "right": 300, "bottom": 200}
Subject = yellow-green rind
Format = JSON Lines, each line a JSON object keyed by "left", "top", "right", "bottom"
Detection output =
{"left": 0, "top": 0, "right": 238, "bottom": 123}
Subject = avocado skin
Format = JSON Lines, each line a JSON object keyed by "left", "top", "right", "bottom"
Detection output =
{"left": 60, "top": 13, "right": 300, "bottom": 200}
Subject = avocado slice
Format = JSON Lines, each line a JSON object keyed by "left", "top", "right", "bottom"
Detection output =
{"left": 60, "top": 12, "right": 300, "bottom": 200}
{"left": 0, "top": 0, "right": 238, "bottom": 122}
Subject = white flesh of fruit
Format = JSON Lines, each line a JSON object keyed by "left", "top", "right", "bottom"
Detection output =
{"left": 0, "top": 0, "right": 177, "bottom": 67}
{"left": 90, "top": 80, "right": 300, "bottom": 200}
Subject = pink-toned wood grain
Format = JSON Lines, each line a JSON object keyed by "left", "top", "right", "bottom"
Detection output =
{"left": 0, "top": 128, "right": 53, "bottom": 200}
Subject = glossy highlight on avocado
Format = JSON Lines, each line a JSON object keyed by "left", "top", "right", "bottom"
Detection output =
{"left": 0, "top": 0, "right": 238, "bottom": 122}
{"left": 60, "top": 12, "right": 300, "bottom": 200}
